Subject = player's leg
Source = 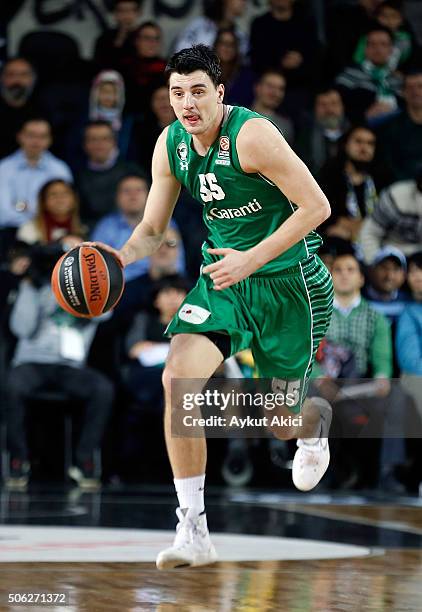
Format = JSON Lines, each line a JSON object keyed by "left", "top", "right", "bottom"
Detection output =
{"left": 157, "top": 332, "right": 225, "bottom": 570}
{"left": 250, "top": 256, "right": 334, "bottom": 490}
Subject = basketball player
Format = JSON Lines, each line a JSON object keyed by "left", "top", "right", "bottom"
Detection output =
{"left": 89, "top": 45, "right": 334, "bottom": 569}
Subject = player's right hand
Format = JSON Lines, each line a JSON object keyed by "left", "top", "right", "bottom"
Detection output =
{"left": 81, "top": 241, "right": 125, "bottom": 268}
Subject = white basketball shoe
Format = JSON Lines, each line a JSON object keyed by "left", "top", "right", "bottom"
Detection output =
{"left": 156, "top": 507, "right": 218, "bottom": 570}
{"left": 292, "top": 398, "right": 332, "bottom": 492}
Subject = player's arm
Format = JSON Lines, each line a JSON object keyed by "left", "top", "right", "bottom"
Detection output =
{"left": 88, "top": 127, "right": 181, "bottom": 267}
{"left": 237, "top": 118, "right": 330, "bottom": 268}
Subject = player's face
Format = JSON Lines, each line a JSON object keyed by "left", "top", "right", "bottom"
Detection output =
{"left": 169, "top": 70, "right": 224, "bottom": 135}
{"left": 331, "top": 256, "right": 364, "bottom": 295}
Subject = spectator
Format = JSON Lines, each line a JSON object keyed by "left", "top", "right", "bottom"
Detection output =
{"left": 89, "top": 70, "right": 135, "bottom": 159}
{"left": 5, "top": 274, "right": 114, "bottom": 489}
{"left": 213, "top": 27, "right": 255, "bottom": 108}
{"left": 324, "top": 0, "right": 384, "bottom": 80}
{"left": 0, "top": 58, "right": 41, "bottom": 159}
{"left": 122, "top": 21, "right": 167, "bottom": 112}
{"left": 319, "top": 125, "right": 391, "bottom": 241}
{"left": 133, "top": 83, "right": 175, "bottom": 174}
{"left": 17, "top": 179, "right": 85, "bottom": 248}
{"left": 364, "top": 246, "right": 408, "bottom": 323}
{"left": 328, "top": 253, "right": 392, "bottom": 379}
{"left": 353, "top": 0, "right": 418, "bottom": 71}
{"left": 321, "top": 252, "right": 408, "bottom": 491}
{"left": 91, "top": 175, "right": 185, "bottom": 313}
{"left": 94, "top": 0, "right": 143, "bottom": 72}
{"left": 76, "top": 120, "right": 142, "bottom": 228}
{"left": 397, "top": 252, "right": 422, "bottom": 422}
{"left": 0, "top": 118, "right": 72, "bottom": 257}
{"left": 336, "top": 26, "right": 403, "bottom": 123}
{"left": 0, "top": 241, "right": 31, "bottom": 322}
{"left": 251, "top": 69, "right": 294, "bottom": 144}
{"left": 360, "top": 169, "right": 422, "bottom": 262}
{"left": 174, "top": 0, "right": 248, "bottom": 58}
{"left": 376, "top": 70, "right": 422, "bottom": 181}
{"left": 148, "top": 225, "right": 186, "bottom": 281}
{"left": 125, "top": 275, "right": 190, "bottom": 407}
{"left": 250, "top": 0, "right": 320, "bottom": 116}
{"left": 296, "top": 87, "right": 350, "bottom": 175}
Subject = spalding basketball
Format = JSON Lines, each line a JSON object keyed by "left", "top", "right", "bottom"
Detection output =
{"left": 51, "top": 245, "right": 125, "bottom": 317}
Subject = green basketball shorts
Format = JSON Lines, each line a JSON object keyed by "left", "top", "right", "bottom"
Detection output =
{"left": 164, "top": 255, "right": 333, "bottom": 413}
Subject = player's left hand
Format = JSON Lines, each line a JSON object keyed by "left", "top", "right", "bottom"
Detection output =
{"left": 203, "top": 248, "right": 258, "bottom": 290}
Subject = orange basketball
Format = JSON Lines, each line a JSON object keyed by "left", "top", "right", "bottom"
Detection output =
{"left": 51, "top": 245, "right": 125, "bottom": 318}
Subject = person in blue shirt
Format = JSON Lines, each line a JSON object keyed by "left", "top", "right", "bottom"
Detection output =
{"left": 0, "top": 118, "right": 72, "bottom": 257}
{"left": 397, "top": 251, "right": 422, "bottom": 375}
{"left": 364, "top": 246, "right": 409, "bottom": 324}
{"left": 396, "top": 251, "right": 422, "bottom": 491}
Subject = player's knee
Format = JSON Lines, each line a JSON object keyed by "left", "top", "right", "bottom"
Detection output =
{"left": 161, "top": 356, "right": 186, "bottom": 395}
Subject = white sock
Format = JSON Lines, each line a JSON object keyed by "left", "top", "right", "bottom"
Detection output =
{"left": 174, "top": 474, "right": 205, "bottom": 513}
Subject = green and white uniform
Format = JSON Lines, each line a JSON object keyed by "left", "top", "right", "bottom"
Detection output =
{"left": 165, "top": 105, "right": 333, "bottom": 412}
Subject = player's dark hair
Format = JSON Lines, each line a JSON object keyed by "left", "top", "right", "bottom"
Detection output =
{"left": 165, "top": 44, "right": 222, "bottom": 87}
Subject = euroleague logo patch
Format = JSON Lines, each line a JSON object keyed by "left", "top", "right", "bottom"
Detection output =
{"left": 179, "top": 303, "right": 211, "bottom": 325}
{"left": 64, "top": 256, "right": 74, "bottom": 267}
{"left": 219, "top": 136, "right": 229, "bottom": 151}
{"left": 216, "top": 136, "right": 230, "bottom": 166}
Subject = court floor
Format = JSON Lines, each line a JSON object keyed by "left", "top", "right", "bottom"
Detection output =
{"left": 0, "top": 485, "right": 421, "bottom": 611}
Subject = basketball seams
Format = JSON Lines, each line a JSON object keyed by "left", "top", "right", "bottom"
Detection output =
{"left": 95, "top": 247, "right": 111, "bottom": 315}
{"left": 79, "top": 246, "right": 93, "bottom": 317}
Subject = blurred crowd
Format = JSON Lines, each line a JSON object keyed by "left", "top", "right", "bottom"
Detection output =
{"left": 0, "top": 0, "right": 421, "bottom": 493}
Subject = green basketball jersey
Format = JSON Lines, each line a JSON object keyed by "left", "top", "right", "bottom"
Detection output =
{"left": 166, "top": 105, "right": 322, "bottom": 274}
